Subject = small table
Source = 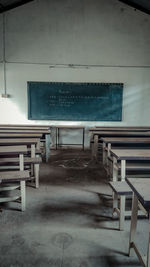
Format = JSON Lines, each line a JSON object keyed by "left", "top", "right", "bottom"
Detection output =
{"left": 126, "top": 178, "right": 150, "bottom": 267}
{"left": 55, "top": 126, "right": 85, "bottom": 150}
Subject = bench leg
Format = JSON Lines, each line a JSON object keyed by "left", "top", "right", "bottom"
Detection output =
{"left": 20, "top": 181, "right": 26, "bottom": 212}
{"left": 45, "top": 134, "right": 51, "bottom": 163}
{"left": 121, "top": 160, "right": 126, "bottom": 181}
{"left": 119, "top": 195, "right": 125, "bottom": 231}
{"left": 129, "top": 193, "right": 138, "bottom": 256}
{"left": 34, "top": 164, "right": 39, "bottom": 189}
{"left": 113, "top": 192, "right": 118, "bottom": 214}
{"left": 113, "top": 157, "right": 118, "bottom": 182}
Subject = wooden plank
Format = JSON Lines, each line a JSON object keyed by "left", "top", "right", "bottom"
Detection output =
{"left": 0, "top": 157, "right": 42, "bottom": 164}
{"left": 109, "top": 181, "right": 132, "bottom": 195}
{"left": 101, "top": 137, "right": 150, "bottom": 144}
{"left": 93, "top": 131, "right": 150, "bottom": 137}
{"left": 111, "top": 149, "right": 150, "bottom": 160}
{"left": 0, "top": 133, "right": 42, "bottom": 138}
{"left": 0, "top": 145, "right": 27, "bottom": 155}
{"left": 126, "top": 178, "right": 150, "bottom": 208}
{"left": 90, "top": 127, "right": 150, "bottom": 131}
{"left": 0, "top": 129, "right": 50, "bottom": 134}
{"left": 0, "top": 124, "right": 50, "bottom": 130}
{"left": 117, "top": 162, "right": 150, "bottom": 170}
{"left": 0, "top": 170, "right": 30, "bottom": 181}
{"left": 0, "top": 138, "right": 40, "bottom": 145}
{"left": 55, "top": 126, "right": 84, "bottom": 129}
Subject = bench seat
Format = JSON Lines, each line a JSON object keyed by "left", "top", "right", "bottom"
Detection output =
{"left": 0, "top": 157, "right": 42, "bottom": 165}
{"left": 0, "top": 170, "right": 30, "bottom": 211}
{"left": 109, "top": 181, "right": 147, "bottom": 230}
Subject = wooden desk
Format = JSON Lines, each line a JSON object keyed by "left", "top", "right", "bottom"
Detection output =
{"left": 91, "top": 131, "right": 150, "bottom": 161}
{"left": 0, "top": 131, "right": 50, "bottom": 162}
{"left": 55, "top": 126, "right": 85, "bottom": 150}
{"left": 126, "top": 178, "right": 150, "bottom": 267}
{"left": 0, "top": 138, "right": 40, "bottom": 159}
{"left": 101, "top": 137, "right": 150, "bottom": 166}
{"left": 0, "top": 145, "right": 27, "bottom": 172}
{"left": 111, "top": 149, "right": 150, "bottom": 182}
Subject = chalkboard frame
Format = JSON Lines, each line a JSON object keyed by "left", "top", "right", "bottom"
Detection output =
{"left": 28, "top": 82, "right": 123, "bottom": 121}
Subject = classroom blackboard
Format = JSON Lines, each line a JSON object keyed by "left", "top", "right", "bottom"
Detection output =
{"left": 28, "top": 82, "right": 123, "bottom": 121}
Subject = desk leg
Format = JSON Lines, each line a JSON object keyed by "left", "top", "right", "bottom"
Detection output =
{"left": 102, "top": 142, "right": 106, "bottom": 165}
{"left": 112, "top": 157, "right": 118, "bottom": 217}
{"left": 94, "top": 135, "right": 98, "bottom": 161}
{"left": 31, "top": 144, "right": 35, "bottom": 158}
{"left": 113, "top": 157, "right": 118, "bottom": 182}
{"left": 55, "top": 128, "right": 57, "bottom": 150}
{"left": 146, "top": 212, "right": 150, "bottom": 267}
{"left": 19, "top": 154, "right": 24, "bottom": 171}
{"left": 129, "top": 193, "right": 138, "bottom": 256}
{"left": 121, "top": 160, "right": 126, "bottom": 181}
{"left": 20, "top": 181, "right": 26, "bottom": 212}
{"left": 34, "top": 163, "right": 39, "bottom": 189}
{"left": 107, "top": 143, "right": 111, "bottom": 176}
{"left": 45, "top": 133, "right": 51, "bottom": 162}
{"left": 119, "top": 195, "right": 125, "bottom": 231}
{"left": 82, "top": 128, "right": 85, "bottom": 150}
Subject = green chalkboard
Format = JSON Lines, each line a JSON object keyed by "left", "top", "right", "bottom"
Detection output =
{"left": 28, "top": 82, "right": 123, "bottom": 121}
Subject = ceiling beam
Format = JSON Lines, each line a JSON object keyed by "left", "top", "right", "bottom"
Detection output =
{"left": 0, "top": 0, "right": 34, "bottom": 13}
{"left": 119, "top": 0, "right": 150, "bottom": 15}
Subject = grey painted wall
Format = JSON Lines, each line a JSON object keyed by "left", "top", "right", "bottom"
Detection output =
{"left": 3, "top": 0, "right": 150, "bottom": 66}
{"left": 0, "top": 0, "right": 150, "bottom": 146}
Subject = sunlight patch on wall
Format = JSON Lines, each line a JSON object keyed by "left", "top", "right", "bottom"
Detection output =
{"left": 0, "top": 98, "right": 28, "bottom": 123}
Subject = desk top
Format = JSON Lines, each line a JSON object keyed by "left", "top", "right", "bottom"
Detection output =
{"left": 126, "top": 178, "right": 150, "bottom": 208}
{"left": 0, "top": 133, "right": 42, "bottom": 138}
{"left": 101, "top": 137, "right": 150, "bottom": 144}
{"left": 93, "top": 131, "right": 150, "bottom": 137}
{"left": 0, "top": 145, "right": 27, "bottom": 155}
{"left": 111, "top": 149, "right": 150, "bottom": 160}
{"left": 0, "top": 138, "right": 39, "bottom": 145}
{"left": 90, "top": 127, "right": 150, "bottom": 132}
{"left": 0, "top": 129, "right": 50, "bottom": 134}
{"left": 0, "top": 125, "right": 50, "bottom": 130}
{"left": 55, "top": 126, "right": 84, "bottom": 129}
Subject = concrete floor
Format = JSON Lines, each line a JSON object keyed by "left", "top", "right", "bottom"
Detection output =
{"left": 0, "top": 149, "right": 148, "bottom": 267}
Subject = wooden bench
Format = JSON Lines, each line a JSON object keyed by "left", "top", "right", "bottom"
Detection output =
{"left": 109, "top": 181, "right": 147, "bottom": 231}
{"left": 109, "top": 181, "right": 132, "bottom": 230}
{"left": 0, "top": 170, "right": 30, "bottom": 211}
{"left": 0, "top": 157, "right": 42, "bottom": 188}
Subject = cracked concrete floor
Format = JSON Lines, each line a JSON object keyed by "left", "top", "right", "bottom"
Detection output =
{"left": 0, "top": 149, "right": 147, "bottom": 267}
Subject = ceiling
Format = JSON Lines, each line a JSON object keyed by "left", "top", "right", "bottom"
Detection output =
{"left": 0, "top": 0, "right": 149, "bottom": 14}
{"left": 0, "top": 0, "right": 34, "bottom": 13}
{"left": 119, "top": 0, "right": 150, "bottom": 15}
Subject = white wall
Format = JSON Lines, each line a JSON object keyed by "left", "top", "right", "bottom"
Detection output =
{"left": 0, "top": 0, "right": 150, "bottom": 146}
